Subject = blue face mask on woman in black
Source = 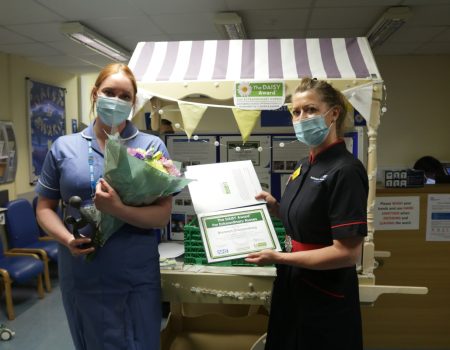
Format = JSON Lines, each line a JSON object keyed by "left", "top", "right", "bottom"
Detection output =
{"left": 292, "top": 108, "right": 334, "bottom": 147}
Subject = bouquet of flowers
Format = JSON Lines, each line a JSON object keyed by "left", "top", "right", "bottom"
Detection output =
{"left": 95, "top": 134, "right": 192, "bottom": 246}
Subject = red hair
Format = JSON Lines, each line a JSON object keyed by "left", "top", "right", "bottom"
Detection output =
{"left": 90, "top": 63, "right": 137, "bottom": 113}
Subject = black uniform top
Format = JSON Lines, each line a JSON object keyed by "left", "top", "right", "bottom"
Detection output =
{"left": 264, "top": 140, "right": 368, "bottom": 350}
{"left": 281, "top": 140, "right": 368, "bottom": 245}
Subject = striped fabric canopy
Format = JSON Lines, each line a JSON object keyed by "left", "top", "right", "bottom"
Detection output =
{"left": 129, "top": 37, "right": 381, "bottom": 83}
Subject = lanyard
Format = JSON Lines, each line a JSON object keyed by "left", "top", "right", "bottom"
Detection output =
{"left": 88, "top": 140, "right": 96, "bottom": 198}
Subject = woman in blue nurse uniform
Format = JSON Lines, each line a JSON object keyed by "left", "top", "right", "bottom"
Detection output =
{"left": 35, "top": 63, "right": 172, "bottom": 350}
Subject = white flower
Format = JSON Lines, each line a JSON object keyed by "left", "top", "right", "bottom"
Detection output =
{"left": 238, "top": 82, "right": 252, "bottom": 97}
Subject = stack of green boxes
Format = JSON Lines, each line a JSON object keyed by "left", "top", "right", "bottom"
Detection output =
{"left": 183, "top": 217, "right": 286, "bottom": 266}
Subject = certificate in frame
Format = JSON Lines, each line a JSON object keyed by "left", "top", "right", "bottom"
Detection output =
{"left": 198, "top": 204, "right": 281, "bottom": 263}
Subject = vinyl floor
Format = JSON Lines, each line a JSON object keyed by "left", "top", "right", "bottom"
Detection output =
{"left": 0, "top": 277, "right": 73, "bottom": 350}
{"left": 0, "top": 264, "right": 173, "bottom": 350}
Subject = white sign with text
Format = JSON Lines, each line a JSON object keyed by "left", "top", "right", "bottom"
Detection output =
{"left": 374, "top": 196, "right": 420, "bottom": 230}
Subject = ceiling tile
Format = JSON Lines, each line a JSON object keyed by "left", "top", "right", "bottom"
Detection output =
{"left": 45, "top": 39, "right": 100, "bottom": 56}
{"left": 406, "top": 5, "right": 450, "bottom": 26}
{"left": 35, "top": 0, "right": 143, "bottom": 19}
{"left": 316, "top": 0, "right": 400, "bottom": 6}
{"left": 389, "top": 26, "right": 446, "bottom": 43}
{"left": 149, "top": 13, "right": 217, "bottom": 35}
{"left": 243, "top": 9, "right": 309, "bottom": 31}
{"left": 0, "top": 0, "right": 61, "bottom": 24}
{"left": 132, "top": 0, "right": 227, "bottom": 14}
{"left": 123, "top": 34, "right": 170, "bottom": 45}
{"left": 6, "top": 22, "right": 63, "bottom": 42}
{"left": 0, "top": 27, "right": 34, "bottom": 45}
{"left": 94, "top": 16, "right": 163, "bottom": 46}
{"left": 0, "top": 0, "right": 449, "bottom": 74}
{"left": 224, "top": 0, "right": 313, "bottom": 10}
{"left": 402, "top": 0, "right": 450, "bottom": 5}
{"left": 310, "top": 7, "right": 383, "bottom": 29}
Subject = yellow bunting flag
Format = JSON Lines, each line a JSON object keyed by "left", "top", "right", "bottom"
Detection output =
{"left": 231, "top": 108, "right": 261, "bottom": 143}
{"left": 178, "top": 102, "right": 207, "bottom": 139}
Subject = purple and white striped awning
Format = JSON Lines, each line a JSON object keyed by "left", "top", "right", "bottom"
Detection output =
{"left": 129, "top": 37, "right": 381, "bottom": 83}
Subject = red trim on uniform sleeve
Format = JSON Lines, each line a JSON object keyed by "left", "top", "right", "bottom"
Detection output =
{"left": 331, "top": 221, "right": 367, "bottom": 229}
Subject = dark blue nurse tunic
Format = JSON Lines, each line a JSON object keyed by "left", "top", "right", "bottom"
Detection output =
{"left": 265, "top": 140, "right": 368, "bottom": 350}
{"left": 36, "top": 121, "right": 168, "bottom": 350}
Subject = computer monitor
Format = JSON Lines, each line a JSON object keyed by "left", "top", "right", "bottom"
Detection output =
{"left": 436, "top": 163, "right": 450, "bottom": 183}
{"left": 442, "top": 163, "right": 450, "bottom": 176}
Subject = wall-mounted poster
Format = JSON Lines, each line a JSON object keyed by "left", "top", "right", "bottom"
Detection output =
{"left": 26, "top": 79, "right": 66, "bottom": 184}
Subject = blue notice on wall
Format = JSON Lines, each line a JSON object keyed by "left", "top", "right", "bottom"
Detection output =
{"left": 261, "top": 107, "right": 292, "bottom": 127}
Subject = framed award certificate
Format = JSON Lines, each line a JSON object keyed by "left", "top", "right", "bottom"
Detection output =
{"left": 197, "top": 204, "right": 281, "bottom": 263}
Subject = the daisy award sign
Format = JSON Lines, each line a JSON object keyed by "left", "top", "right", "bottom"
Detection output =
{"left": 234, "top": 81, "right": 285, "bottom": 110}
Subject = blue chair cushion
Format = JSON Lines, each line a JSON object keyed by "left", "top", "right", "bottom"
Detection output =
{"left": 27, "top": 241, "right": 59, "bottom": 262}
{"left": 0, "top": 256, "right": 44, "bottom": 284}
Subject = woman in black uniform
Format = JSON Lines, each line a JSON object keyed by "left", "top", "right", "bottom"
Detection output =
{"left": 246, "top": 78, "right": 367, "bottom": 350}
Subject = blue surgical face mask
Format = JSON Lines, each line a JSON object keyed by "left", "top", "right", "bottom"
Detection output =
{"left": 96, "top": 95, "right": 132, "bottom": 127}
{"left": 293, "top": 109, "right": 333, "bottom": 147}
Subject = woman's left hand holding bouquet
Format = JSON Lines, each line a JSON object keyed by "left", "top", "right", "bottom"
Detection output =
{"left": 94, "top": 178, "right": 123, "bottom": 217}
{"left": 94, "top": 178, "right": 173, "bottom": 230}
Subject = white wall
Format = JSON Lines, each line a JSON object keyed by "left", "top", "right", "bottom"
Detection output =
{"left": 376, "top": 55, "right": 450, "bottom": 169}
{"left": 79, "top": 72, "right": 99, "bottom": 126}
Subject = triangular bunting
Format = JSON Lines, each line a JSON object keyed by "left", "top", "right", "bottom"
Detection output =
{"left": 132, "top": 88, "right": 153, "bottom": 120}
{"left": 178, "top": 102, "right": 207, "bottom": 139}
{"left": 343, "top": 85, "right": 373, "bottom": 123}
{"left": 232, "top": 108, "right": 261, "bottom": 143}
